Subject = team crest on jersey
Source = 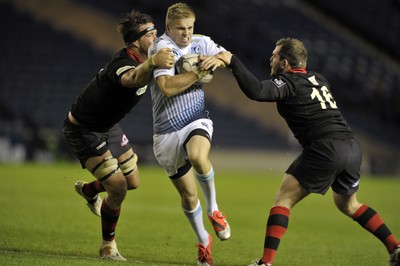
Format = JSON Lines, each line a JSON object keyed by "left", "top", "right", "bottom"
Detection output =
{"left": 136, "top": 85, "right": 147, "bottom": 96}
{"left": 191, "top": 45, "right": 200, "bottom": 54}
{"left": 121, "top": 134, "right": 129, "bottom": 146}
{"left": 272, "top": 78, "right": 286, "bottom": 88}
{"left": 172, "top": 48, "right": 180, "bottom": 57}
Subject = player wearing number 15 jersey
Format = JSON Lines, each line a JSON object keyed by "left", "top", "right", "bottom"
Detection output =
{"left": 217, "top": 38, "right": 400, "bottom": 266}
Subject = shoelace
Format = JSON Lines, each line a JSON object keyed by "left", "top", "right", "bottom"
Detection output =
{"left": 196, "top": 244, "right": 212, "bottom": 263}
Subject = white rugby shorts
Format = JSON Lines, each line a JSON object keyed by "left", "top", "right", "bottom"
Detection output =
{"left": 153, "top": 118, "right": 213, "bottom": 176}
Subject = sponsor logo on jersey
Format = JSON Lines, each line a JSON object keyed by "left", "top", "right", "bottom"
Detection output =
{"left": 121, "top": 134, "right": 129, "bottom": 146}
{"left": 136, "top": 85, "right": 147, "bottom": 96}
{"left": 272, "top": 78, "right": 286, "bottom": 88}
{"left": 352, "top": 180, "right": 360, "bottom": 188}
{"left": 96, "top": 141, "right": 106, "bottom": 151}
{"left": 201, "top": 121, "right": 209, "bottom": 129}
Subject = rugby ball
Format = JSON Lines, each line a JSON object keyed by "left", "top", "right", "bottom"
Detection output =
{"left": 175, "top": 54, "right": 213, "bottom": 83}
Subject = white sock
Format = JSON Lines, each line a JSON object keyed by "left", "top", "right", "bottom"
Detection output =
{"left": 195, "top": 166, "right": 218, "bottom": 215}
{"left": 183, "top": 199, "right": 209, "bottom": 245}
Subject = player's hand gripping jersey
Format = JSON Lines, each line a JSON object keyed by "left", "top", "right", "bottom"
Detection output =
{"left": 148, "top": 33, "right": 225, "bottom": 134}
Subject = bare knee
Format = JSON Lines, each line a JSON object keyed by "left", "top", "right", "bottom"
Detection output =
{"left": 333, "top": 192, "right": 362, "bottom": 217}
{"left": 103, "top": 174, "right": 127, "bottom": 206}
{"left": 186, "top": 136, "right": 211, "bottom": 174}
{"left": 126, "top": 172, "right": 140, "bottom": 190}
{"left": 188, "top": 154, "right": 210, "bottom": 174}
{"left": 180, "top": 190, "right": 198, "bottom": 210}
{"left": 273, "top": 174, "right": 309, "bottom": 209}
{"left": 127, "top": 180, "right": 140, "bottom": 190}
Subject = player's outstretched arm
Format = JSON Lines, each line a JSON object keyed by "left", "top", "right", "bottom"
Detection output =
{"left": 224, "top": 54, "right": 281, "bottom": 102}
{"left": 121, "top": 48, "right": 174, "bottom": 88}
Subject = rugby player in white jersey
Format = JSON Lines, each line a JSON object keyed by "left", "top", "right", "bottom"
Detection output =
{"left": 147, "top": 3, "right": 230, "bottom": 266}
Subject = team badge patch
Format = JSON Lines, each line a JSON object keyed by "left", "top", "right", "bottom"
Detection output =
{"left": 272, "top": 78, "right": 286, "bottom": 88}
{"left": 121, "top": 134, "right": 129, "bottom": 146}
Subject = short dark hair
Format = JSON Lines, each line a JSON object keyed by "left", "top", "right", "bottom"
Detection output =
{"left": 118, "top": 10, "right": 154, "bottom": 46}
{"left": 276, "top": 38, "right": 307, "bottom": 68}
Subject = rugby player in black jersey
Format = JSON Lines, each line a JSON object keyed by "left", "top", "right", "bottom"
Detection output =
{"left": 216, "top": 38, "right": 400, "bottom": 266}
{"left": 63, "top": 10, "right": 174, "bottom": 261}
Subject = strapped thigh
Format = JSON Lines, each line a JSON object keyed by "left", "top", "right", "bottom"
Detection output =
{"left": 91, "top": 156, "right": 120, "bottom": 181}
{"left": 119, "top": 153, "right": 138, "bottom": 176}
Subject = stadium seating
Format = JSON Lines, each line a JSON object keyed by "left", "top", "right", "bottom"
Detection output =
{"left": 302, "top": 0, "right": 400, "bottom": 60}
{"left": 1, "top": 0, "right": 400, "bottom": 174}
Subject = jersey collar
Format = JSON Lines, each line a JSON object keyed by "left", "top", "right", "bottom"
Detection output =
{"left": 288, "top": 68, "right": 307, "bottom": 74}
{"left": 126, "top": 48, "right": 143, "bottom": 64}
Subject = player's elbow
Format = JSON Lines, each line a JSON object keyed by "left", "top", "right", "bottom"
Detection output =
{"left": 156, "top": 77, "right": 175, "bottom": 98}
{"left": 162, "top": 90, "right": 175, "bottom": 98}
{"left": 134, "top": 79, "right": 149, "bottom": 88}
{"left": 158, "top": 86, "right": 174, "bottom": 98}
{"left": 252, "top": 95, "right": 268, "bottom": 102}
{"left": 158, "top": 82, "right": 179, "bottom": 98}
{"left": 121, "top": 73, "right": 149, "bottom": 88}
{"left": 243, "top": 91, "right": 264, "bottom": 102}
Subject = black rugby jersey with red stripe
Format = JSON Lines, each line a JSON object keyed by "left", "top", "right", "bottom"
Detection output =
{"left": 229, "top": 55, "right": 352, "bottom": 147}
{"left": 70, "top": 48, "right": 145, "bottom": 131}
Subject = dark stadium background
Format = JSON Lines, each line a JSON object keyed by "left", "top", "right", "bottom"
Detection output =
{"left": 1, "top": 0, "right": 399, "bottom": 175}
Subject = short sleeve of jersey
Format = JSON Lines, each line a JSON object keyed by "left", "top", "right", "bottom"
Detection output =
{"left": 193, "top": 35, "right": 226, "bottom": 55}
{"left": 149, "top": 38, "right": 175, "bottom": 79}
{"left": 106, "top": 51, "right": 138, "bottom": 85}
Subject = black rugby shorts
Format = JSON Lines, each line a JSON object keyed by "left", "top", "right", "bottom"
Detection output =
{"left": 286, "top": 137, "right": 361, "bottom": 195}
{"left": 63, "top": 119, "right": 131, "bottom": 168}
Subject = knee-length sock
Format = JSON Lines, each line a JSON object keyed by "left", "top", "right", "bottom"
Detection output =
{"left": 101, "top": 200, "right": 120, "bottom": 241}
{"left": 353, "top": 204, "right": 399, "bottom": 253}
{"left": 183, "top": 199, "right": 210, "bottom": 246}
{"left": 195, "top": 166, "right": 218, "bottom": 215}
{"left": 261, "top": 206, "right": 290, "bottom": 264}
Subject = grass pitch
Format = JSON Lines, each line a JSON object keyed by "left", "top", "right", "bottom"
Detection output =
{"left": 0, "top": 162, "right": 399, "bottom": 265}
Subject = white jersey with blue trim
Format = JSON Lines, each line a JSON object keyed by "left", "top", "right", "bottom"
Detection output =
{"left": 148, "top": 33, "right": 225, "bottom": 134}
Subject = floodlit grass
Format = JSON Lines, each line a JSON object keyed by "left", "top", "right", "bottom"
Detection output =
{"left": 0, "top": 162, "right": 399, "bottom": 265}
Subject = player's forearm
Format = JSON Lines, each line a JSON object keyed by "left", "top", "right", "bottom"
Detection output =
{"left": 157, "top": 72, "right": 199, "bottom": 98}
{"left": 121, "top": 57, "right": 155, "bottom": 88}
{"left": 230, "top": 55, "right": 279, "bottom": 102}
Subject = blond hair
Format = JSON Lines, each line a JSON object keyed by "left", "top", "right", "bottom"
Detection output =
{"left": 166, "top": 2, "right": 196, "bottom": 27}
